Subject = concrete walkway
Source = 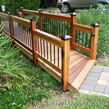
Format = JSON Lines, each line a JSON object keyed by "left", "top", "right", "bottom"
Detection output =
{"left": 79, "top": 66, "right": 109, "bottom": 97}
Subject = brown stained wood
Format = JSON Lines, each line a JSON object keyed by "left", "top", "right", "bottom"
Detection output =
{"left": 1, "top": 29, "right": 10, "bottom": 36}
{"left": 23, "top": 9, "right": 39, "bottom": 16}
{"left": 30, "top": 19, "right": 37, "bottom": 65}
{"left": 69, "top": 84, "right": 77, "bottom": 92}
{"left": 39, "top": 11, "right": 43, "bottom": 31}
{"left": 36, "top": 52, "right": 61, "bottom": 73}
{"left": 0, "top": 12, "right": 9, "bottom": 19}
{"left": 71, "top": 59, "right": 95, "bottom": 90}
{"left": 33, "top": 29, "right": 61, "bottom": 48}
{"left": 73, "top": 43, "right": 91, "bottom": 54}
{"left": 69, "top": 57, "right": 89, "bottom": 84}
{"left": 73, "top": 23, "right": 92, "bottom": 33}
{"left": 11, "top": 16, "right": 31, "bottom": 27}
{"left": 69, "top": 57, "right": 89, "bottom": 76}
{"left": 70, "top": 56, "right": 86, "bottom": 68}
{"left": 70, "top": 15, "right": 76, "bottom": 50}
{"left": 41, "top": 12, "right": 71, "bottom": 22}
{"left": 15, "top": 41, "right": 33, "bottom": 60}
{"left": 9, "top": 14, "right": 14, "bottom": 43}
{"left": 14, "top": 37, "right": 32, "bottom": 53}
{"left": 38, "top": 59, "right": 61, "bottom": 83}
{"left": 61, "top": 40, "right": 70, "bottom": 91}
{"left": 90, "top": 26, "right": 99, "bottom": 60}
{"left": 18, "top": 12, "right": 22, "bottom": 16}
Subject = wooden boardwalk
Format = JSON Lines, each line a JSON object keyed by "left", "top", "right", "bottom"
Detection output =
{"left": 1, "top": 20, "right": 95, "bottom": 92}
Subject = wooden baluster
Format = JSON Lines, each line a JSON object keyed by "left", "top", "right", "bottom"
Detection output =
{"left": 8, "top": 12, "right": 14, "bottom": 44}
{"left": 38, "top": 9, "right": 43, "bottom": 31}
{"left": 16, "top": 9, "right": 20, "bottom": 26}
{"left": 90, "top": 23, "right": 100, "bottom": 62}
{"left": 61, "top": 35, "right": 72, "bottom": 91}
{"left": 70, "top": 13, "right": 77, "bottom": 50}
{"left": 30, "top": 17, "right": 38, "bottom": 66}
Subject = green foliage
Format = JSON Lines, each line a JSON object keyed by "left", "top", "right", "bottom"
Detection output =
{"left": 76, "top": 4, "right": 109, "bottom": 56}
{"left": 1, "top": 0, "right": 41, "bottom": 14}
{"left": 0, "top": 31, "right": 29, "bottom": 90}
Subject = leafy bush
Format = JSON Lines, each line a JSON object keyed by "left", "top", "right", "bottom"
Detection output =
{"left": 76, "top": 4, "right": 109, "bottom": 56}
{"left": 0, "top": 0, "right": 41, "bottom": 15}
{"left": 0, "top": 28, "right": 29, "bottom": 90}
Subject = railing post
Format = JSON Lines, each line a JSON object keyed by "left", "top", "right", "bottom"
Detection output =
{"left": 70, "top": 13, "right": 77, "bottom": 50}
{"left": 20, "top": 7, "right": 24, "bottom": 19}
{"left": 30, "top": 17, "right": 38, "bottom": 66}
{"left": 38, "top": 9, "right": 43, "bottom": 31}
{"left": 61, "top": 35, "right": 72, "bottom": 91}
{"left": 16, "top": 9, "right": 20, "bottom": 26}
{"left": 90, "top": 23, "right": 100, "bottom": 61}
{"left": 8, "top": 12, "right": 14, "bottom": 44}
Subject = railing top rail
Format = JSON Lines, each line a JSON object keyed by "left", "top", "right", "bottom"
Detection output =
{"left": 33, "top": 29, "right": 62, "bottom": 48}
{"left": 0, "top": 12, "right": 9, "bottom": 19}
{"left": 11, "top": 15, "right": 31, "bottom": 27}
{"left": 22, "top": 9, "right": 71, "bottom": 22}
{"left": 23, "top": 9, "right": 39, "bottom": 16}
{"left": 73, "top": 23, "right": 92, "bottom": 34}
{"left": 41, "top": 12, "right": 71, "bottom": 22}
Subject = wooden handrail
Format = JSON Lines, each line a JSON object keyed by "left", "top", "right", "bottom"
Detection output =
{"left": 22, "top": 9, "right": 71, "bottom": 22}
{"left": 73, "top": 43, "right": 91, "bottom": 54}
{"left": 10, "top": 16, "right": 31, "bottom": 27}
{"left": 73, "top": 23, "right": 92, "bottom": 34}
{"left": 23, "top": 9, "right": 39, "bottom": 16}
{"left": 0, "top": 12, "right": 9, "bottom": 19}
{"left": 41, "top": 13, "right": 71, "bottom": 22}
{"left": 33, "top": 29, "right": 62, "bottom": 48}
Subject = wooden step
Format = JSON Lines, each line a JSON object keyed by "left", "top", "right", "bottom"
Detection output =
{"left": 68, "top": 59, "right": 95, "bottom": 92}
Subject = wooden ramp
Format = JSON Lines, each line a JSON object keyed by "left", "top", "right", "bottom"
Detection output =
{"left": 36, "top": 49, "right": 95, "bottom": 92}
{"left": 68, "top": 50, "right": 95, "bottom": 92}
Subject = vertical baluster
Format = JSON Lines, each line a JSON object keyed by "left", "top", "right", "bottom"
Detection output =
{"left": 59, "top": 20, "right": 60, "bottom": 37}
{"left": 40, "top": 39, "right": 42, "bottom": 55}
{"left": 78, "top": 30, "right": 80, "bottom": 45}
{"left": 43, "top": 40, "right": 45, "bottom": 57}
{"left": 89, "top": 34, "right": 91, "bottom": 49}
{"left": 50, "top": 43, "right": 52, "bottom": 62}
{"left": 85, "top": 33, "right": 88, "bottom": 48}
{"left": 58, "top": 47, "right": 59, "bottom": 67}
{"left": 54, "top": 45, "right": 55, "bottom": 64}
{"left": 82, "top": 32, "right": 84, "bottom": 46}
{"left": 46, "top": 42, "right": 48, "bottom": 59}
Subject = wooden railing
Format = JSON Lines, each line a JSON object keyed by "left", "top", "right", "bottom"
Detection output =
{"left": 0, "top": 9, "right": 100, "bottom": 91}
{"left": 17, "top": 8, "right": 99, "bottom": 60}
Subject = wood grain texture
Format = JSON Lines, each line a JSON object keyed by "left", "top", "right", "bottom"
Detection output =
{"left": 71, "top": 59, "right": 95, "bottom": 90}
{"left": 33, "top": 29, "right": 61, "bottom": 48}
{"left": 73, "top": 23, "right": 92, "bottom": 33}
{"left": 23, "top": 9, "right": 39, "bottom": 16}
{"left": 11, "top": 16, "right": 31, "bottom": 27}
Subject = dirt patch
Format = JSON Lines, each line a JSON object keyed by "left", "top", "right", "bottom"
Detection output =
{"left": 96, "top": 55, "right": 109, "bottom": 66}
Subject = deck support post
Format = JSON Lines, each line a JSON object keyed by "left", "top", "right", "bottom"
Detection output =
{"left": 8, "top": 12, "right": 14, "bottom": 44}
{"left": 70, "top": 13, "right": 77, "bottom": 50}
{"left": 38, "top": 9, "right": 43, "bottom": 31}
{"left": 16, "top": 9, "right": 20, "bottom": 26}
{"left": 90, "top": 23, "right": 100, "bottom": 61}
{"left": 30, "top": 17, "right": 38, "bottom": 66}
{"left": 61, "top": 35, "right": 72, "bottom": 91}
{"left": 20, "top": 7, "right": 24, "bottom": 19}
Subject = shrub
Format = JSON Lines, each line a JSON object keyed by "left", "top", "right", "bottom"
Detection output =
{"left": 0, "top": 28, "right": 29, "bottom": 90}
{"left": 0, "top": 0, "right": 41, "bottom": 15}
